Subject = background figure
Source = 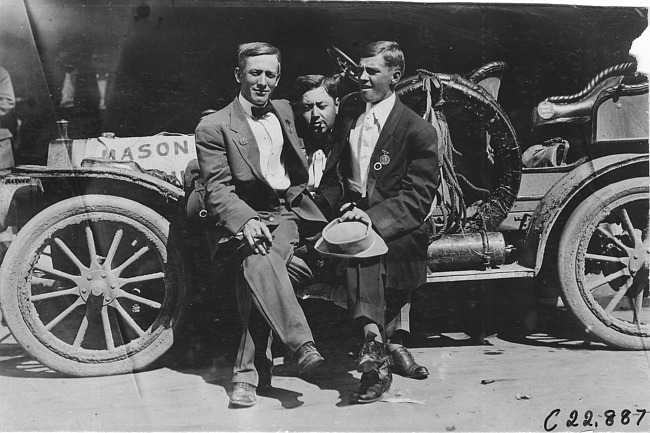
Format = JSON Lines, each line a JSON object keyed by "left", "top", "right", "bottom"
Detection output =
{"left": 292, "top": 74, "right": 339, "bottom": 192}
{"left": 0, "top": 65, "right": 16, "bottom": 270}
{"left": 0, "top": 65, "right": 16, "bottom": 173}
{"left": 51, "top": 44, "right": 122, "bottom": 138}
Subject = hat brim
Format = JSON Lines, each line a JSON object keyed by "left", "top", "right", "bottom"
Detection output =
{"left": 314, "top": 228, "right": 388, "bottom": 259}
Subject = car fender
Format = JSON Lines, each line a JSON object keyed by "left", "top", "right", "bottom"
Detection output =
{"left": 520, "top": 153, "right": 649, "bottom": 273}
{"left": 0, "top": 164, "right": 184, "bottom": 230}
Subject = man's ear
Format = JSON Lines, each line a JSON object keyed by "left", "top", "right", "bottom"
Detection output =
{"left": 391, "top": 69, "right": 402, "bottom": 85}
{"left": 234, "top": 67, "right": 242, "bottom": 83}
{"left": 334, "top": 97, "right": 340, "bottom": 114}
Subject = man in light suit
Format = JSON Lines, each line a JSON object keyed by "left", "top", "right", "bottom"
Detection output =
{"left": 195, "top": 42, "right": 327, "bottom": 408}
{"left": 316, "top": 41, "right": 439, "bottom": 403}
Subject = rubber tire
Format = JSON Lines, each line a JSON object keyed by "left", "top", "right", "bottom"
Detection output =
{"left": 0, "top": 195, "right": 184, "bottom": 376}
{"left": 557, "top": 178, "right": 649, "bottom": 350}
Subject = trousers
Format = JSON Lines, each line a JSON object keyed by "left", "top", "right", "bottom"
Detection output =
{"left": 232, "top": 209, "right": 314, "bottom": 386}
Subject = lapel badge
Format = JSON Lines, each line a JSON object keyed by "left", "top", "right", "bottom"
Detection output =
{"left": 285, "top": 119, "right": 293, "bottom": 133}
{"left": 379, "top": 150, "right": 390, "bottom": 166}
{"left": 239, "top": 137, "right": 248, "bottom": 146}
{"left": 373, "top": 162, "right": 383, "bottom": 171}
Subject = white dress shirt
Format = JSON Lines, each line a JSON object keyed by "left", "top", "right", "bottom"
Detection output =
{"left": 96, "top": 73, "right": 108, "bottom": 110}
{"left": 347, "top": 92, "right": 396, "bottom": 196}
{"left": 60, "top": 70, "right": 77, "bottom": 108}
{"left": 238, "top": 94, "right": 291, "bottom": 191}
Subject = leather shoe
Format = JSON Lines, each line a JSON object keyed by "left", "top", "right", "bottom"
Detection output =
{"left": 356, "top": 332, "right": 390, "bottom": 373}
{"left": 229, "top": 382, "right": 257, "bottom": 408}
{"left": 354, "top": 369, "right": 392, "bottom": 404}
{"left": 389, "top": 344, "right": 429, "bottom": 379}
{"left": 294, "top": 341, "right": 324, "bottom": 375}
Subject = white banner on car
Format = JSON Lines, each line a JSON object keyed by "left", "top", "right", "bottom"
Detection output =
{"left": 82, "top": 134, "right": 197, "bottom": 183}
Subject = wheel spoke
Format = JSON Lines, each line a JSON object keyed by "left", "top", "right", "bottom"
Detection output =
{"left": 120, "top": 272, "right": 164, "bottom": 285}
{"left": 632, "top": 282, "right": 648, "bottom": 325}
{"left": 29, "top": 287, "right": 78, "bottom": 302}
{"left": 604, "top": 278, "right": 633, "bottom": 314}
{"left": 44, "top": 298, "right": 84, "bottom": 331}
{"left": 104, "top": 229, "right": 123, "bottom": 269}
{"left": 85, "top": 226, "right": 99, "bottom": 268}
{"left": 112, "top": 246, "right": 150, "bottom": 277}
{"left": 33, "top": 265, "right": 78, "bottom": 284}
{"left": 586, "top": 268, "right": 629, "bottom": 292}
{"left": 597, "top": 226, "right": 631, "bottom": 253}
{"left": 110, "top": 300, "right": 146, "bottom": 337}
{"left": 72, "top": 315, "right": 89, "bottom": 347}
{"left": 585, "top": 253, "right": 625, "bottom": 264}
{"left": 101, "top": 306, "right": 115, "bottom": 350}
{"left": 53, "top": 237, "right": 88, "bottom": 274}
{"left": 617, "top": 208, "right": 642, "bottom": 248}
{"left": 116, "top": 289, "right": 161, "bottom": 309}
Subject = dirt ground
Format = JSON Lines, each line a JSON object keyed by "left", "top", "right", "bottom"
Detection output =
{"left": 1, "top": 280, "right": 650, "bottom": 432}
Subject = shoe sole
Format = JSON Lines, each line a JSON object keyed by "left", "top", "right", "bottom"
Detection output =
{"left": 229, "top": 400, "right": 256, "bottom": 408}
{"left": 390, "top": 368, "right": 429, "bottom": 380}
{"left": 298, "top": 356, "right": 325, "bottom": 375}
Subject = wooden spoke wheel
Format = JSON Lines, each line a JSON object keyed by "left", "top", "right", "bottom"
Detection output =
{"left": 558, "top": 178, "right": 649, "bottom": 349}
{"left": 0, "top": 195, "right": 184, "bottom": 376}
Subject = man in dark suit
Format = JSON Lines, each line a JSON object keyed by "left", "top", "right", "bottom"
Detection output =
{"left": 195, "top": 42, "right": 327, "bottom": 408}
{"left": 52, "top": 46, "right": 123, "bottom": 138}
{"left": 316, "top": 41, "right": 439, "bottom": 403}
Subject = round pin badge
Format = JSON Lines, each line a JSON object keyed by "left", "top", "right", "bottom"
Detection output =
{"left": 379, "top": 154, "right": 390, "bottom": 165}
{"left": 373, "top": 162, "right": 383, "bottom": 171}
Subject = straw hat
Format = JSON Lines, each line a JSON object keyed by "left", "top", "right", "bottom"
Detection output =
{"left": 314, "top": 218, "right": 388, "bottom": 259}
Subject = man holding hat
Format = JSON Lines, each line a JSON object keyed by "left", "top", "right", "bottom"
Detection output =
{"left": 315, "top": 41, "right": 439, "bottom": 403}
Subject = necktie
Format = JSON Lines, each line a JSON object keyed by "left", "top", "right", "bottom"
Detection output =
{"left": 251, "top": 103, "right": 273, "bottom": 120}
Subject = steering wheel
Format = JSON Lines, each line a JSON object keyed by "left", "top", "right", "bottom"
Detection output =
{"left": 327, "top": 46, "right": 360, "bottom": 83}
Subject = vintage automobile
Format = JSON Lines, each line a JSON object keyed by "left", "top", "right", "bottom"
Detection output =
{"left": 0, "top": 47, "right": 647, "bottom": 377}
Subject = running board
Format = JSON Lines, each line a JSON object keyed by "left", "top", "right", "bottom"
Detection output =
{"left": 426, "top": 263, "right": 535, "bottom": 283}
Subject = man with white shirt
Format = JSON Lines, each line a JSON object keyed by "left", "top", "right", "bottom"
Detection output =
{"left": 53, "top": 46, "right": 119, "bottom": 138}
{"left": 195, "top": 42, "right": 327, "bottom": 408}
{"left": 316, "top": 41, "right": 439, "bottom": 403}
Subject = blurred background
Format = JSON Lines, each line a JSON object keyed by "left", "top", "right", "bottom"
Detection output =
{"left": 0, "top": 0, "right": 647, "bottom": 166}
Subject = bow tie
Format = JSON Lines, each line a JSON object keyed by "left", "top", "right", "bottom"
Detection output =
{"left": 251, "top": 104, "right": 273, "bottom": 120}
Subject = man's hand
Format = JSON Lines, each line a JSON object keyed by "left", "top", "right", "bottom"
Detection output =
{"left": 339, "top": 203, "right": 372, "bottom": 227}
{"left": 242, "top": 219, "right": 273, "bottom": 255}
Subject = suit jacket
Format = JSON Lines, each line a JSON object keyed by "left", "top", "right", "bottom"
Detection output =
{"left": 52, "top": 68, "right": 126, "bottom": 138}
{"left": 195, "top": 97, "right": 327, "bottom": 260}
{"left": 317, "top": 93, "right": 439, "bottom": 290}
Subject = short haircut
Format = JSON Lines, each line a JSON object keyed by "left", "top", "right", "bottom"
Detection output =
{"left": 360, "top": 41, "right": 405, "bottom": 75}
{"left": 237, "top": 42, "right": 281, "bottom": 73}
{"left": 293, "top": 74, "right": 338, "bottom": 103}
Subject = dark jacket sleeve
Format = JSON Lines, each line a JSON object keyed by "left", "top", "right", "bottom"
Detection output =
{"left": 366, "top": 124, "right": 439, "bottom": 241}
{"left": 195, "top": 116, "right": 258, "bottom": 236}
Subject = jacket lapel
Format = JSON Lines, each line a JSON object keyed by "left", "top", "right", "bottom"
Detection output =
{"left": 365, "top": 97, "right": 404, "bottom": 199}
{"left": 228, "top": 99, "right": 266, "bottom": 183}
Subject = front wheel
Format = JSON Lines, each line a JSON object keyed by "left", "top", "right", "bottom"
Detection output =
{"left": 0, "top": 195, "right": 185, "bottom": 376}
{"left": 557, "top": 178, "right": 649, "bottom": 350}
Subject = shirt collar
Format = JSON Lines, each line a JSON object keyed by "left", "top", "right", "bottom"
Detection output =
{"left": 365, "top": 92, "right": 395, "bottom": 129}
{"left": 238, "top": 93, "right": 271, "bottom": 119}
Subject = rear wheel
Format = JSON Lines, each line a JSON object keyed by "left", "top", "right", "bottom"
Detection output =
{"left": 557, "top": 178, "right": 649, "bottom": 349}
{"left": 0, "top": 195, "right": 184, "bottom": 376}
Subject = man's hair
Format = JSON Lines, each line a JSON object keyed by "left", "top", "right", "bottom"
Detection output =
{"left": 237, "top": 42, "right": 281, "bottom": 72}
{"left": 360, "top": 41, "right": 405, "bottom": 75}
{"left": 292, "top": 74, "right": 338, "bottom": 104}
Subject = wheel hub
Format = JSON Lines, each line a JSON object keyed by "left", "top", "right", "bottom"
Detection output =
{"left": 628, "top": 245, "right": 650, "bottom": 276}
{"left": 78, "top": 270, "right": 119, "bottom": 305}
